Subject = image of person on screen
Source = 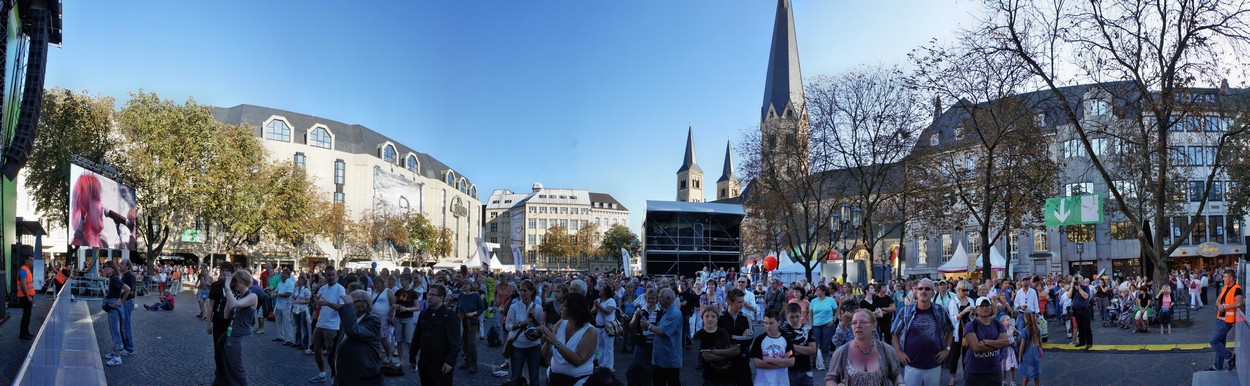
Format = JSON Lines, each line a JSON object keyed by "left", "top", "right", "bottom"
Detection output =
{"left": 117, "top": 187, "right": 138, "bottom": 250}
{"left": 71, "top": 173, "right": 107, "bottom": 248}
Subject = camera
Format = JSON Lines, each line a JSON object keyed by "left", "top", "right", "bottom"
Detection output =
{"left": 524, "top": 327, "right": 541, "bottom": 340}
{"left": 635, "top": 308, "right": 649, "bottom": 320}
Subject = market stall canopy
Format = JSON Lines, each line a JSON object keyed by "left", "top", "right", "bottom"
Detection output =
{"left": 938, "top": 243, "right": 1007, "bottom": 273}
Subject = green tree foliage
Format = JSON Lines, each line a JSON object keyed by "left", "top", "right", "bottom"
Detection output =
{"left": 28, "top": 88, "right": 116, "bottom": 228}
{"left": 113, "top": 91, "right": 218, "bottom": 264}
{"left": 401, "top": 210, "right": 452, "bottom": 262}
{"left": 598, "top": 223, "right": 639, "bottom": 259}
{"left": 538, "top": 225, "right": 576, "bottom": 261}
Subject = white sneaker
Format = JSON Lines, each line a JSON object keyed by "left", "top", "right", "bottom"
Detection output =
{"left": 308, "top": 372, "right": 328, "bottom": 383}
{"left": 105, "top": 357, "right": 122, "bottom": 366}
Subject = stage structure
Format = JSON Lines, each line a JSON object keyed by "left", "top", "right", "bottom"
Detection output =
{"left": 642, "top": 200, "right": 743, "bottom": 277}
{"left": 0, "top": 0, "right": 60, "bottom": 313}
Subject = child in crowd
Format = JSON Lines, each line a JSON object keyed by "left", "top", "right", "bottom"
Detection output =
{"left": 1018, "top": 313, "right": 1042, "bottom": 386}
{"left": 999, "top": 314, "right": 1019, "bottom": 385}
{"left": 751, "top": 309, "right": 795, "bottom": 386}
{"left": 695, "top": 306, "right": 737, "bottom": 386}
{"left": 782, "top": 303, "right": 816, "bottom": 386}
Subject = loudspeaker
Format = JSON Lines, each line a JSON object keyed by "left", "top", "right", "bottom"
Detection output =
{"left": 0, "top": 8, "right": 49, "bottom": 180}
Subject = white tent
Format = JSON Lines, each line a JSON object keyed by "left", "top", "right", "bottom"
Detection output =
{"left": 489, "top": 254, "right": 514, "bottom": 272}
{"left": 772, "top": 260, "right": 813, "bottom": 284}
{"left": 937, "top": 243, "right": 971, "bottom": 273}
{"left": 938, "top": 243, "right": 1007, "bottom": 274}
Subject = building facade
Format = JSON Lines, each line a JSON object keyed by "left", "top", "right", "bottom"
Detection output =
{"left": 482, "top": 183, "right": 628, "bottom": 270}
{"left": 205, "top": 104, "right": 482, "bottom": 267}
{"left": 903, "top": 84, "right": 1248, "bottom": 279}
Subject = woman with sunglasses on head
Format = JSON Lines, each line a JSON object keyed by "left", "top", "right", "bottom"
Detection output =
{"left": 945, "top": 280, "right": 975, "bottom": 386}
{"left": 963, "top": 297, "right": 1010, "bottom": 386}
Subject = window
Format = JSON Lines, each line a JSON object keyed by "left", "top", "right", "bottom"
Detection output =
{"left": 1191, "top": 216, "right": 1208, "bottom": 245}
{"left": 1190, "top": 181, "right": 1205, "bottom": 202}
{"left": 539, "top": 219, "right": 547, "bottom": 229}
{"left": 953, "top": 127, "right": 964, "bottom": 142}
{"left": 529, "top": 206, "right": 536, "bottom": 213}
{"left": 333, "top": 192, "right": 344, "bottom": 203}
{"left": 445, "top": 172, "right": 455, "bottom": 186}
{"left": 1034, "top": 229, "right": 1048, "bottom": 251}
{"left": 406, "top": 155, "right": 418, "bottom": 172}
{"left": 1065, "top": 224, "right": 1095, "bottom": 243}
{"left": 309, "top": 127, "right": 331, "bottom": 149}
{"left": 333, "top": 160, "right": 345, "bottom": 185}
{"left": 1089, "top": 138, "right": 1107, "bottom": 156}
{"left": 596, "top": 217, "right": 601, "bottom": 226}
{"left": 1211, "top": 215, "right": 1225, "bottom": 243}
{"left": 529, "top": 235, "right": 536, "bottom": 244}
{"left": 1188, "top": 146, "right": 1205, "bottom": 166}
{"left": 1211, "top": 181, "right": 1225, "bottom": 201}
{"left": 489, "top": 223, "right": 499, "bottom": 232}
{"left": 1088, "top": 99, "right": 1110, "bottom": 117}
{"left": 560, "top": 219, "right": 568, "bottom": 229}
{"left": 1034, "top": 113, "right": 1045, "bottom": 127}
{"left": 930, "top": 134, "right": 939, "bottom": 147}
{"left": 1112, "top": 180, "right": 1137, "bottom": 200}
{"left": 1066, "top": 182, "right": 1093, "bottom": 196}
{"left": 680, "top": 180, "right": 687, "bottom": 190}
{"left": 1064, "top": 139, "right": 1086, "bottom": 158}
{"left": 265, "top": 119, "right": 291, "bottom": 142}
{"left": 1170, "top": 147, "right": 1187, "bottom": 166}
{"left": 967, "top": 234, "right": 981, "bottom": 256}
{"left": 538, "top": 207, "right": 547, "bottom": 214}
{"left": 941, "top": 234, "right": 953, "bottom": 259}
{"left": 1206, "top": 146, "right": 1219, "bottom": 166}
{"left": 560, "top": 207, "right": 569, "bottom": 214}
{"left": 916, "top": 238, "right": 928, "bottom": 265}
{"left": 294, "top": 152, "right": 305, "bottom": 169}
{"left": 381, "top": 144, "right": 398, "bottom": 163}
{"left": 529, "top": 219, "right": 536, "bottom": 229}
{"left": 1110, "top": 222, "right": 1136, "bottom": 240}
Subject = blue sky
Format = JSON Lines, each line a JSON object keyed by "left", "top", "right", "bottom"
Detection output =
{"left": 46, "top": 1, "right": 982, "bottom": 232}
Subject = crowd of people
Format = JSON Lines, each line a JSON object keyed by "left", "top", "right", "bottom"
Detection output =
{"left": 69, "top": 258, "right": 1246, "bottom": 385}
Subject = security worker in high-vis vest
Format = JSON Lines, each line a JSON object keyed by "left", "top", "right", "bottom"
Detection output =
{"left": 17, "top": 255, "right": 36, "bottom": 339}
{"left": 1209, "top": 269, "right": 1243, "bottom": 371}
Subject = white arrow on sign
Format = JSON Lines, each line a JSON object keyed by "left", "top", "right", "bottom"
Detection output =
{"left": 1054, "top": 198, "right": 1071, "bottom": 223}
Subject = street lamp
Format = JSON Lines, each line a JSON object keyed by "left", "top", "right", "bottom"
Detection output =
{"left": 834, "top": 205, "right": 863, "bottom": 285}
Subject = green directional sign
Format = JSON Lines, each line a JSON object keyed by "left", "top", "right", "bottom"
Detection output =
{"left": 1044, "top": 194, "right": 1103, "bottom": 227}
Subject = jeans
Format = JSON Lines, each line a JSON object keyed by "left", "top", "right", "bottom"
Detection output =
{"left": 1210, "top": 319, "right": 1235, "bottom": 369}
{"left": 275, "top": 307, "right": 292, "bottom": 342}
{"left": 510, "top": 344, "right": 541, "bottom": 384}
{"left": 903, "top": 365, "right": 943, "bottom": 386}
{"left": 634, "top": 340, "right": 653, "bottom": 365}
{"left": 121, "top": 299, "right": 135, "bottom": 352}
{"left": 106, "top": 303, "right": 123, "bottom": 351}
{"left": 812, "top": 324, "right": 834, "bottom": 363}
{"left": 787, "top": 370, "right": 813, "bottom": 386}
{"left": 293, "top": 311, "right": 310, "bottom": 349}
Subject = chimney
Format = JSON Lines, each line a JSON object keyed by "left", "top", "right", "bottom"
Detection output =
{"left": 933, "top": 96, "right": 942, "bottom": 124}
{"left": 1220, "top": 78, "right": 1230, "bottom": 95}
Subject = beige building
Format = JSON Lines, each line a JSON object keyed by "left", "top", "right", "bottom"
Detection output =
{"left": 205, "top": 104, "right": 482, "bottom": 267}
{"left": 483, "top": 183, "right": 628, "bottom": 270}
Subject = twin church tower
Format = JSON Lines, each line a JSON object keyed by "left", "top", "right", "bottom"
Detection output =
{"left": 676, "top": 0, "right": 809, "bottom": 203}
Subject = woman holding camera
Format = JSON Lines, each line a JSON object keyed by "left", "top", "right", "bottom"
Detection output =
{"left": 629, "top": 288, "right": 659, "bottom": 364}
{"left": 507, "top": 279, "right": 544, "bottom": 384}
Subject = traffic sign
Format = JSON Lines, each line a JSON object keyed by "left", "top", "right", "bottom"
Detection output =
{"left": 1044, "top": 194, "right": 1103, "bottom": 227}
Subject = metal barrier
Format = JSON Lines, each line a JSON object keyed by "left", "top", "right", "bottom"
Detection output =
{"left": 12, "top": 279, "right": 107, "bottom": 386}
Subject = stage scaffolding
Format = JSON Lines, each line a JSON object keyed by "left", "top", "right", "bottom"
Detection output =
{"left": 642, "top": 201, "right": 743, "bottom": 277}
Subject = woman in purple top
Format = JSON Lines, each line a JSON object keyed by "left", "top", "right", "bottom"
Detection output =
{"left": 963, "top": 297, "right": 1010, "bottom": 386}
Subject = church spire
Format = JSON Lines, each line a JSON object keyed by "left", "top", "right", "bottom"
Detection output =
{"left": 718, "top": 140, "right": 735, "bottom": 183}
{"left": 761, "top": 0, "right": 805, "bottom": 122}
{"left": 677, "top": 125, "right": 701, "bottom": 174}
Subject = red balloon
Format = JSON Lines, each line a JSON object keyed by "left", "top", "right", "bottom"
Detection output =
{"left": 763, "top": 256, "right": 778, "bottom": 271}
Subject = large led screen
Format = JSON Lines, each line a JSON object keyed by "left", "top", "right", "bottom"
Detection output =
{"left": 68, "top": 164, "right": 137, "bottom": 249}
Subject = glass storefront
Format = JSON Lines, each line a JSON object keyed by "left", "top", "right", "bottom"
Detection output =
{"left": 1112, "top": 258, "right": 1142, "bottom": 279}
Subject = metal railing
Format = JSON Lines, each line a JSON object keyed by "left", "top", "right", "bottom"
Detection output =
{"left": 13, "top": 279, "right": 107, "bottom": 386}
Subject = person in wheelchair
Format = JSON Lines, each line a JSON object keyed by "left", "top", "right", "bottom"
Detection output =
{"left": 144, "top": 290, "right": 175, "bottom": 311}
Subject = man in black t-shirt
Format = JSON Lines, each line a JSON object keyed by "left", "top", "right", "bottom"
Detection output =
{"left": 695, "top": 307, "right": 736, "bottom": 385}
{"left": 679, "top": 281, "right": 699, "bottom": 346}
{"left": 205, "top": 262, "right": 236, "bottom": 384}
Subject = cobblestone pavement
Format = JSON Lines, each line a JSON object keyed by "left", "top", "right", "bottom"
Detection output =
{"left": 83, "top": 291, "right": 1226, "bottom": 385}
{"left": 0, "top": 293, "right": 53, "bottom": 385}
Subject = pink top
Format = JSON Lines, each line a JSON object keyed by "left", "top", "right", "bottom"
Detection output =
{"left": 1161, "top": 292, "right": 1172, "bottom": 308}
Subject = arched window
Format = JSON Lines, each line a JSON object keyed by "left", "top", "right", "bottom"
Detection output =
{"left": 265, "top": 120, "right": 291, "bottom": 142}
{"left": 469, "top": 185, "right": 477, "bottom": 197}
{"left": 310, "top": 127, "right": 332, "bottom": 149}
{"left": 398, "top": 196, "right": 410, "bottom": 212}
{"left": 405, "top": 154, "right": 419, "bottom": 172}
{"left": 445, "top": 171, "right": 455, "bottom": 186}
{"left": 382, "top": 144, "right": 398, "bottom": 163}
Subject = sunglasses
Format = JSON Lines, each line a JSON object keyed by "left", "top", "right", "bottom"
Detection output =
{"left": 916, "top": 287, "right": 933, "bottom": 291}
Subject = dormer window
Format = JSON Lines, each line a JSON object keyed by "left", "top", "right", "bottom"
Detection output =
{"left": 405, "top": 154, "right": 419, "bottom": 172}
{"left": 265, "top": 119, "right": 291, "bottom": 142}
{"left": 309, "top": 127, "right": 332, "bottom": 149}
{"left": 382, "top": 144, "right": 398, "bottom": 163}
{"left": 1088, "top": 99, "right": 1111, "bottom": 117}
{"left": 930, "top": 134, "right": 940, "bottom": 147}
{"left": 1034, "top": 113, "right": 1045, "bottom": 127}
{"left": 445, "top": 171, "right": 455, "bottom": 186}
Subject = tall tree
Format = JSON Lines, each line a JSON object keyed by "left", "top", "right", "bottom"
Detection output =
{"left": 910, "top": 35, "right": 1057, "bottom": 279}
{"left": 538, "top": 225, "right": 575, "bottom": 268}
{"left": 28, "top": 88, "right": 116, "bottom": 229}
{"left": 987, "top": 0, "right": 1250, "bottom": 284}
{"left": 805, "top": 66, "right": 925, "bottom": 282}
{"left": 199, "top": 125, "right": 271, "bottom": 254}
{"left": 113, "top": 91, "right": 218, "bottom": 267}
{"left": 599, "top": 223, "right": 640, "bottom": 262}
